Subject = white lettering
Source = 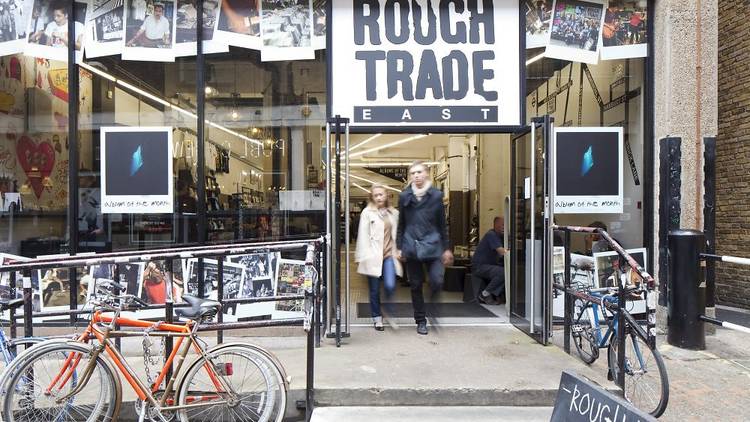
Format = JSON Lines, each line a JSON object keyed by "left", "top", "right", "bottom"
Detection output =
{"left": 363, "top": 108, "right": 372, "bottom": 120}
{"left": 402, "top": 108, "right": 412, "bottom": 120}
{"left": 569, "top": 384, "right": 580, "bottom": 413}
{"left": 442, "top": 108, "right": 451, "bottom": 120}
{"left": 481, "top": 108, "right": 490, "bottom": 119}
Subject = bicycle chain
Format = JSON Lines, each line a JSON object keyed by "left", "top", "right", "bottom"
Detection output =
{"left": 142, "top": 322, "right": 165, "bottom": 388}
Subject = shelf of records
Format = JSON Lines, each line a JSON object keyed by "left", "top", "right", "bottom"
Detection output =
{"left": 0, "top": 249, "right": 313, "bottom": 321}
{"left": 0, "top": 0, "right": 327, "bottom": 63}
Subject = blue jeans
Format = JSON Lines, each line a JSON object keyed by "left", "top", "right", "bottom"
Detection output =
{"left": 367, "top": 257, "right": 397, "bottom": 318}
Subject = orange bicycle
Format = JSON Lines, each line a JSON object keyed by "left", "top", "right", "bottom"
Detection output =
{"left": 1, "top": 280, "right": 291, "bottom": 422}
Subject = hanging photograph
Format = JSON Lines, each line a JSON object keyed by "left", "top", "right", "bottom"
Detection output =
{"left": 25, "top": 0, "right": 88, "bottom": 62}
{"left": 38, "top": 266, "right": 91, "bottom": 314}
{"left": 85, "top": 0, "right": 125, "bottom": 58}
{"left": 100, "top": 126, "right": 174, "bottom": 214}
{"left": 273, "top": 258, "right": 307, "bottom": 317}
{"left": 173, "top": 0, "right": 226, "bottom": 57}
{"left": 0, "top": 0, "right": 33, "bottom": 57}
{"left": 545, "top": 0, "right": 605, "bottom": 64}
{"left": 185, "top": 258, "right": 245, "bottom": 320}
{"left": 553, "top": 127, "right": 623, "bottom": 214}
{"left": 227, "top": 252, "right": 278, "bottom": 319}
{"left": 0, "top": 253, "right": 29, "bottom": 302}
{"left": 593, "top": 248, "right": 647, "bottom": 314}
{"left": 215, "top": 0, "right": 260, "bottom": 50}
{"left": 260, "top": 0, "right": 314, "bottom": 62}
{"left": 600, "top": 0, "right": 647, "bottom": 60}
{"left": 122, "top": 0, "right": 176, "bottom": 62}
{"left": 311, "top": 0, "right": 323, "bottom": 49}
{"left": 525, "top": 0, "right": 553, "bottom": 49}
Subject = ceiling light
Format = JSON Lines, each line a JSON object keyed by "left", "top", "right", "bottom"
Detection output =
{"left": 526, "top": 53, "right": 545, "bottom": 66}
{"left": 349, "top": 133, "right": 381, "bottom": 151}
{"left": 231, "top": 109, "right": 239, "bottom": 120}
{"left": 349, "top": 134, "right": 428, "bottom": 158}
{"left": 352, "top": 182, "right": 371, "bottom": 194}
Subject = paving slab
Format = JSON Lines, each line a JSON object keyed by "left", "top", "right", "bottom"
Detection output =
{"left": 310, "top": 406, "right": 553, "bottom": 422}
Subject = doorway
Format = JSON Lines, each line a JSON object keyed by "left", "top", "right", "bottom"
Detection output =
{"left": 327, "top": 130, "right": 518, "bottom": 333}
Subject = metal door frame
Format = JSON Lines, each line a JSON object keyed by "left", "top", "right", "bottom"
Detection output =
{"left": 509, "top": 115, "right": 554, "bottom": 345}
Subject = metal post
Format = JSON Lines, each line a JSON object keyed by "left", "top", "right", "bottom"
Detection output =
{"left": 616, "top": 264, "right": 626, "bottom": 396}
{"left": 217, "top": 258, "right": 224, "bottom": 344}
{"left": 667, "top": 229, "right": 706, "bottom": 349}
{"left": 67, "top": 0, "right": 79, "bottom": 258}
{"left": 344, "top": 122, "right": 350, "bottom": 335}
{"left": 305, "top": 243, "right": 315, "bottom": 421}
{"left": 165, "top": 258, "right": 174, "bottom": 380}
{"left": 315, "top": 244, "right": 323, "bottom": 348}
{"left": 69, "top": 267, "right": 77, "bottom": 326}
{"left": 113, "top": 264, "right": 121, "bottom": 351}
{"left": 529, "top": 122, "right": 536, "bottom": 334}
{"left": 22, "top": 269, "right": 33, "bottom": 338}
{"left": 333, "top": 116, "right": 342, "bottom": 347}
{"left": 563, "top": 230, "right": 572, "bottom": 354}
{"left": 703, "top": 138, "right": 716, "bottom": 308}
{"left": 324, "top": 122, "right": 332, "bottom": 338}
{"left": 198, "top": 258, "right": 205, "bottom": 299}
{"left": 9, "top": 271, "right": 17, "bottom": 350}
{"left": 196, "top": 0, "right": 206, "bottom": 245}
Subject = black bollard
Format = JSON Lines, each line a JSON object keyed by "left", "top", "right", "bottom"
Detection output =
{"left": 667, "top": 229, "right": 706, "bottom": 350}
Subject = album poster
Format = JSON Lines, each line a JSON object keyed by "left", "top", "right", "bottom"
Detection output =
{"left": 525, "top": 0, "right": 552, "bottom": 49}
{"left": 0, "top": 0, "right": 33, "bottom": 57}
{"left": 215, "top": 0, "right": 260, "bottom": 50}
{"left": 25, "top": 0, "right": 89, "bottom": 62}
{"left": 545, "top": 0, "right": 605, "bottom": 64}
{"left": 85, "top": 0, "right": 126, "bottom": 58}
{"left": 553, "top": 127, "right": 623, "bottom": 214}
{"left": 173, "top": 0, "right": 226, "bottom": 57}
{"left": 100, "top": 126, "right": 174, "bottom": 214}
{"left": 122, "top": 0, "right": 176, "bottom": 62}
{"left": 273, "top": 258, "right": 308, "bottom": 318}
{"left": 600, "top": 0, "right": 647, "bottom": 60}
{"left": 227, "top": 252, "right": 279, "bottom": 319}
{"left": 259, "top": 0, "right": 313, "bottom": 62}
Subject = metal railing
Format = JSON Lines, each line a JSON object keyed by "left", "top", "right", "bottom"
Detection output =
{"left": 553, "top": 225, "right": 657, "bottom": 397}
{"left": 0, "top": 236, "right": 325, "bottom": 421}
{"left": 700, "top": 252, "right": 750, "bottom": 335}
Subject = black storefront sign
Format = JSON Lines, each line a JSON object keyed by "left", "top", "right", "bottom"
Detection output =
{"left": 365, "top": 166, "right": 409, "bottom": 183}
{"left": 551, "top": 371, "right": 655, "bottom": 422}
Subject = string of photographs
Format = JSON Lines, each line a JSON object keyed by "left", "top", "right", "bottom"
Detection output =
{"left": 525, "top": 0, "right": 647, "bottom": 64}
{"left": 0, "top": 0, "right": 326, "bottom": 63}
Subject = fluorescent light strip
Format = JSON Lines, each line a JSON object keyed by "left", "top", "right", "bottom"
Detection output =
{"left": 80, "top": 62, "right": 262, "bottom": 147}
{"left": 351, "top": 182, "right": 371, "bottom": 194}
{"left": 349, "top": 133, "right": 381, "bottom": 151}
{"left": 349, "top": 161, "right": 439, "bottom": 167}
{"left": 349, "top": 134, "right": 428, "bottom": 158}
{"left": 332, "top": 169, "right": 402, "bottom": 193}
{"left": 526, "top": 52, "right": 545, "bottom": 66}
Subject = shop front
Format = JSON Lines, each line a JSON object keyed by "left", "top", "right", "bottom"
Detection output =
{"left": 0, "top": 0, "right": 653, "bottom": 339}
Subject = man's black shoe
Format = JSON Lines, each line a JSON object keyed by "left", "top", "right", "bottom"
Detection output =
{"left": 416, "top": 321, "right": 428, "bottom": 335}
{"left": 478, "top": 294, "right": 499, "bottom": 305}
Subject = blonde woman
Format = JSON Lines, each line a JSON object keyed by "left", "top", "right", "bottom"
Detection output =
{"left": 355, "top": 184, "right": 403, "bottom": 330}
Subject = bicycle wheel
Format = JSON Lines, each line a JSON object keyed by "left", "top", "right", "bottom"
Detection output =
{"left": 571, "top": 299, "right": 599, "bottom": 364}
{"left": 176, "top": 344, "right": 286, "bottom": 422}
{"left": 608, "top": 330, "right": 669, "bottom": 417}
{"left": 2, "top": 341, "right": 120, "bottom": 422}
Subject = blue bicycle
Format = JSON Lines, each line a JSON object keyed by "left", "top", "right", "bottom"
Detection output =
{"left": 569, "top": 285, "right": 669, "bottom": 417}
{"left": 0, "top": 299, "right": 41, "bottom": 364}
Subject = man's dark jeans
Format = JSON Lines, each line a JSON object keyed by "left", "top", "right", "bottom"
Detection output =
{"left": 405, "top": 259, "right": 444, "bottom": 323}
{"left": 472, "top": 263, "right": 505, "bottom": 297}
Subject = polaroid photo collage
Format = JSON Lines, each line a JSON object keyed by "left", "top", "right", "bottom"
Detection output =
{"left": 525, "top": 0, "right": 648, "bottom": 64}
{"left": 0, "top": 0, "right": 325, "bottom": 63}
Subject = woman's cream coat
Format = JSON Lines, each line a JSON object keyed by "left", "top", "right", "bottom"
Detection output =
{"left": 355, "top": 205, "right": 403, "bottom": 278}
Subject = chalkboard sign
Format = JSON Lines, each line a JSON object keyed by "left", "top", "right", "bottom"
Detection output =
{"left": 550, "top": 371, "right": 656, "bottom": 422}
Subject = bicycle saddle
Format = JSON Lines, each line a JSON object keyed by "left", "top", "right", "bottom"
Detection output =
{"left": 0, "top": 298, "right": 24, "bottom": 312}
{"left": 176, "top": 295, "right": 221, "bottom": 320}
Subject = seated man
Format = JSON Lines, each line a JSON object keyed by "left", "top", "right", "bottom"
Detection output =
{"left": 471, "top": 216, "right": 507, "bottom": 305}
{"left": 127, "top": 2, "right": 171, "bottom": 47}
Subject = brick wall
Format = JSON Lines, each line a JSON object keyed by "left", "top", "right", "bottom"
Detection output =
{"left": 717, "top": 0, "right": 750, "bottom": 309}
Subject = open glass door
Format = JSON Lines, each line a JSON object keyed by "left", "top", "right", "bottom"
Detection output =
{"left": 509, "top": 116, "right": 554, "bottom": 345}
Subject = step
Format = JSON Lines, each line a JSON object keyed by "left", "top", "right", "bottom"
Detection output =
{"left": 310, "top": 406, "right": 553, "bottom": 422}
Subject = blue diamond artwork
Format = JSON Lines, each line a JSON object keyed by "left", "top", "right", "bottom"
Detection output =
{"left": 581, "top": 145, "right": 594, "bottom": 176}
{"left": 130, "top": 145, "right": 143, "bottom": 176}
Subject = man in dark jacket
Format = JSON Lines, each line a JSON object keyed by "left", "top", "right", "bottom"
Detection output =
{"left": 396, "top": 161, "right": 453, "bottom": 335}
{"left": 471, "top": 217, "right": 506, "bottom": 305}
